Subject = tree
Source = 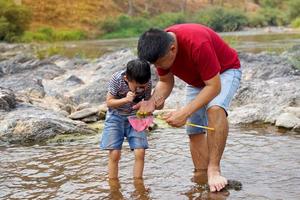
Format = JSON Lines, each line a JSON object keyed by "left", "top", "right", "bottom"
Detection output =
{"left": 0, "top": 0, "right": 31, "bottom": 41}
{"left": 181, "top": 0, "right": 187, "bottom": 13}
{"left": 128, "top": 0, "right": 133, "bottom": 16}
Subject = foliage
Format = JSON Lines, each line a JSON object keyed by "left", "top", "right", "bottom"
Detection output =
{"left": 101, "top": 12, "right": 186, "bottom": 39}
{"left": 193, "top": 7, "right": 248, "bottom": 32}
{"left": 246, "top": 12, "right": 268, "bottom": 27}
{"left": 291, "top": 17, "right": 300, "bottom": 28}
{"left": 34, "top": 45, "right": 65, "bottom": 60}
{"left": 258, "top": 7, "right": 289, "bottom": 26}
{"left": 287, "top": 0, "right": 300, "bottom": 20}
{"left": 21, "top": 27, "right": 86, "bottom": 42}
{"left": 150, "top": 12, "right": 186, "bottom": 29}
{"left": 0, "top": 0, "right": 31, "bottom": 42}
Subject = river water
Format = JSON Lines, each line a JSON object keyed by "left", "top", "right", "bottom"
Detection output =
{"left": 1, "top": 30, "right": 300, "bottom": 199}
{"left": 52, "top": 28, "right": 300, "bottom": 58}
{"left": 1, "top": 125, "right": 300, "bottom": 200}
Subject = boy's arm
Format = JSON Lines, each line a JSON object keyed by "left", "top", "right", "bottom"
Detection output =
{"left": 106, "top": 91, "right": 135, "bottom": 108}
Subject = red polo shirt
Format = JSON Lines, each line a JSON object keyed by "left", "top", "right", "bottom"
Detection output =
{"left": 157, "top": 24, "right": 240, "bottom": 87}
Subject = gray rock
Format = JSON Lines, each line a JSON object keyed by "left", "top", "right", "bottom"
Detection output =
{"left": 75, "top": 102, "right": 91, "bottom": 111}
{"left": 81, "top": 115, "right": 99, "bottom": 123}
{"left": 0, "top": 103, "right": 96, "bottom": 144}
{"left": 68, "top": 107, "right": 99, "bottom": 120}
{"left": 275, "top": 113, "right": 300, "bottom": 129}
{"left": 284, "top": 107, "right": 300, "bottom": 118}
{"left": 0, "top": 87, "right": 16, "bottom": 111}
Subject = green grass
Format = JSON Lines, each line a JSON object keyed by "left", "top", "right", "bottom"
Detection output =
{"left": 20, "top": 27, "right": 86, "bottom": 42}
{"left": 291, "top": 17, "right": 300, "bottom": 28}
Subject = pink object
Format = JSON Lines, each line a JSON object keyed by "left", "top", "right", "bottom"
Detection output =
{"left": 128, "top": 116, "right": 154, "bottom": 132}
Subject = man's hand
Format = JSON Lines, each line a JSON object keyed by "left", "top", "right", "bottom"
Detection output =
{"left": 125, "top": 91, "right": 135, "bottom": 102}
{"left": 132, "top": 99, "right": 156, "bottom": 115}
{"left": 163, "top": 109, "right": 189, "bottom": 127}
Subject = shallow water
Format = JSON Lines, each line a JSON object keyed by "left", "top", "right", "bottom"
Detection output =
{"left": 1, "top": 126, "right": 299, "bottom": 200}
{"left": 54, "top": 30, "right": 300, "bottom": 58}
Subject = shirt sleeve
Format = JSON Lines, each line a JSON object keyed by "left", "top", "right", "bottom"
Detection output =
{"left": 107, "top": 74, "right": 120, "bottom": 97}
{"left": 195, "top": 41, "right": 221, "bottom": 81}
{"left": 144, "top": 80, "right": 152, "bottom": 100}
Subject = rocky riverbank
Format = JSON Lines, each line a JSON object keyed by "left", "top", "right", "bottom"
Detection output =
{"left": 0, "top": 43, "right": 299, "bottom": 144}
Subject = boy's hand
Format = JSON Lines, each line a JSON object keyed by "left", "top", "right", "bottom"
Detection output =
{"left": 125, "top": 91, "right": 135, "bottom": 102}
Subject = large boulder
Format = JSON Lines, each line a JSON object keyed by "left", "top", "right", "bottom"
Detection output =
{"left": 0, "top": 103, "right": 96, "bottom": 144}
{"left": 228, "top": 51, "right": 300, "bottom": 131}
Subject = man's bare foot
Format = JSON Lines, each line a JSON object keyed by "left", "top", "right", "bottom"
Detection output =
{"left": 208, "top": 169, "right": 228, "bottom": 192}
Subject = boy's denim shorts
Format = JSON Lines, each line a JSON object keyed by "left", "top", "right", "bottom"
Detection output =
{"left": 185, "top": 68, "right": 242, "bottom": 135}
{"left": 100, "top": 110, "right": 149, "bottom": 150}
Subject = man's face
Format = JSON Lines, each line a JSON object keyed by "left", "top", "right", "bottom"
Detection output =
{"left": 154, "top": 44, "right": 177, "bottom": 70}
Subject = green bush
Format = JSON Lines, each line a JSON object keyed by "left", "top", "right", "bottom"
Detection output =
{"left": 193, "top": 7, "right": 248, "bottom": 32}
{"left": 247, "top": 12, "right": 267, "bottom": 27}
{"left": 291, "top": 17, "right": 300, "bottom": 28}
{"left": 21, "top": 27, "right": 86, "bottom": 42}
{"left": 258, "top": 7, "right": 288, "bottom": 26}
{"left": 257, "top": 0, "right": 282, "bottom": 8}
{"left": 150, "top": 12, "right": 186, "bottom": 29}
{"left": 0, "top": 0, "right": 31, "bottom": 42}
{"left": 100, "top": 12, "right": 186, "bottom": 39}
{"left": 101, "top": 15, "right": 150, "bottom": 37}
{"left": 287, "top": 0, "right": 300, "bottom": 20}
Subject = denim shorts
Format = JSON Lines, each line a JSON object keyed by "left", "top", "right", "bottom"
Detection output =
{"left": 100, "top": 110, "right": 149, "bottom": 150}
{"left": 185, "top": 68, "right": 242, "bottom": 134}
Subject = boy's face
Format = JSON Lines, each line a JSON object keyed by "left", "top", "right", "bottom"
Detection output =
{"left": 124, "top": 77, "right": 148, "bottom": 93}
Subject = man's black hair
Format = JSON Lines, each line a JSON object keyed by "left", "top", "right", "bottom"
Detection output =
{"left": 137, "top": 28, "right": 174, "bottom": 63}
{"left": 126, "top": 59, "right": 151, "bottom": 84}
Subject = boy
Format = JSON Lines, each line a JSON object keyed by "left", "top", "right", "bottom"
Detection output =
{"left": 100, "top": 59, "right": 152, "bottom": 179}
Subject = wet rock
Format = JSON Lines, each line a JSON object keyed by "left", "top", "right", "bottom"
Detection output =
{"left": 75, "top": 102, "right": 91, "bottom": 111}
{"left": 275, "top": 113, "right": 300, "bottom": 129}
{"left": 0, "top": 56, "right": 65, "bottom": 98}
{"left": 0, "top": 87, "right": 16, "bottom": 111}
{"left": 81, "top": 115, "right": 99, "bottom": 123}
{"left": 228, "top": 51, "right": 300, "bottom": 131}
{"left": 0, "top": 103, "right": 96, "bottom": 144}
{"left": 1, "top": 44, "right": 299, "bottom": 144}
{"left": 65, "top": 75, "right": 85, "bottom": 86}
{"left": 284, "top": 107, "right": 300, "bottom": 118}
{"left": 68, "top": 107, "right": 99, "bottom": 120}
{"left": 98, "top": 111, "right": 106, "bottom": 120}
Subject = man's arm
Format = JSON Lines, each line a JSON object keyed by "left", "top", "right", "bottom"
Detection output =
{"left": 133, "top": 72, "right": 174, "bottom": 112}
{"left": 165, "top": 73, "right": 221, "bottom": 127}
{"left": 152, "top": 72, "right": 174, "bottom": 109}
{"left": 181, "top": 73, "right": 221, "bottom": 117}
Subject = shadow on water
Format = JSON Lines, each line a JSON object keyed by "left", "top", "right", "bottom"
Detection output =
{"left": 103, "top": 178, "right": 151, "bottom": 200}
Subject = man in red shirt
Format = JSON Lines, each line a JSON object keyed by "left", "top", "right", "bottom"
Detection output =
{"left": 135, "top": 24, "right": 242, "bottom": 192}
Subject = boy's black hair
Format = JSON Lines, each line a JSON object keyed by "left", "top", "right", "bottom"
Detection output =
{"left": 126, "top": 59, "right": 151, "bottom": 84}
{"left": 137, "top": 28, "right": 174, "bottom": 63}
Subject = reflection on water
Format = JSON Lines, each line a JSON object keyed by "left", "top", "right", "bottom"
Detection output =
{"left": 1, "top": 126, "right": 300, "bottom": 199}
{"left": 52, "top": 30, "right": 300, "bottom": 58}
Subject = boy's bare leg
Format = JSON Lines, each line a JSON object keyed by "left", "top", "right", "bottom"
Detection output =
{"left": 108, "top": 150, "right": 121, "bottom": 179}
{"left": 207, "top": 106, "right": 228, "bottom": 192}
{"left": 133, "top": 149, "right": 145, "bottom": 178}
